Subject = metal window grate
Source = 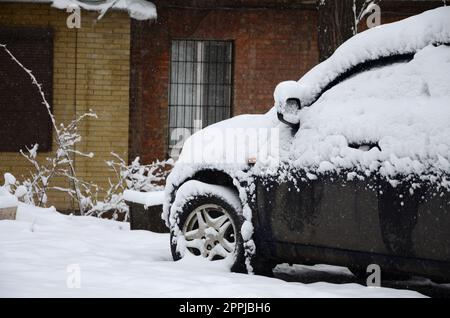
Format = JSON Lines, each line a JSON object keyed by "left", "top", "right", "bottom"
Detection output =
{"left": 168, "top": 40, "right": 233, "bottom": 157}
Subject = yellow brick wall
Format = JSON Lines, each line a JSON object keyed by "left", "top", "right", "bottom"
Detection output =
{"left": 0, "top": 4, "right": 130, "bottom": 212}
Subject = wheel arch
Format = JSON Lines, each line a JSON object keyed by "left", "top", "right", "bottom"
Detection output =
{"left": 189, "top": 169, "right": 238, "bottom": 192}
{"left": 167, "top": 168, "right": 273, "bottom": 274}
{"left": 167, "top": 169, "right": 243, "bottom": 220}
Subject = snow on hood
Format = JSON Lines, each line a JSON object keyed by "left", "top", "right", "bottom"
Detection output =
{"left": 52, "top": 0, "right": 157, "bottom": 20}
{"left": 162, "top": 108, "right": 287, "bottom": 227}
{"left": 176, "top": 107, "right": 286, "bottom": 167}
{"left": 275, "top": 6, "right": 450, "bottom": 119}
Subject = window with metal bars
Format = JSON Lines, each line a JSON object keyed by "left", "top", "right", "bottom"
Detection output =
{"left": 168, "top": 40, "right": 233, "bottom": 157}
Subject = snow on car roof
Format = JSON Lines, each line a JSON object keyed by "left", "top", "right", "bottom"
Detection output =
{"left": 289, "top": 43, "right": 450, "bottom": 182}
{"left": 275, "top": 6, "right": 450, "bottom": 110}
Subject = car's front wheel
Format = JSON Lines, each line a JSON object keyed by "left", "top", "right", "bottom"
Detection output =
{"left": 170, "top": 181, "right": 246, "bottom": 273}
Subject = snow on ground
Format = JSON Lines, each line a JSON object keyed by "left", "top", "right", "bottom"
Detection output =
{"left": 0, "top": 187, "right": 17, "bottom": 209}
{"left": 0, "top": 204, "right": 424, "bottom": 298}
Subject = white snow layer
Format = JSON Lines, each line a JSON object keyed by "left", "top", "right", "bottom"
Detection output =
{"left": 275, "top": 6, "right": 450, "bottom": 110}
{"left": 176, "top": 107, "right": 284, "bottom": 166}
{"left": 0, "top": 203, "right": 424, "bottom": 297}
{"left": 0, "top": 187, "right": 18, "bottom": 209}
{"left": 52, "top": 0, "right": 157, "bottom": 20}
{"left": 123, "top": 190, "right": 164, "bottom": 207}
{"left": 289, "top": 43, "right": 450, "bottom": 180}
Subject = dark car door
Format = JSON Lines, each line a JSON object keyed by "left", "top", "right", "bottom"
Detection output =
{"left": 256, "top": 170, "right": 450, "bottom": 279}
{"left": 257, "top": 172, "right": 386, "bottom": 255}
{"left": 257, "top": 49, "right": 450, "bottom": 279}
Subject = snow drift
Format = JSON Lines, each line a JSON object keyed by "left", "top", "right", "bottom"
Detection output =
{"left": 0, "top": 203, "right": 424, "bottom": 297}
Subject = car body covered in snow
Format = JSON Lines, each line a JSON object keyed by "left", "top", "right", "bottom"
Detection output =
{"left": 163, "top": 7, "right": 450, "bottom": 281}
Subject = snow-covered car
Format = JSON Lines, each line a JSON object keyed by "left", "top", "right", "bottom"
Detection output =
{"left": 163, "top": 7, "right": 450, "bottom": 281}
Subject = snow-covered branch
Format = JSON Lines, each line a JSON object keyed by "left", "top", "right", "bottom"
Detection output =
{"left": 86, "top": 154, "right": 174, "bottom": 220}
{"left": 1, "top": 44, "right": 173, "bottom": 220}
{"left": 1, "top": 44, "right": 97, "bottom": 213}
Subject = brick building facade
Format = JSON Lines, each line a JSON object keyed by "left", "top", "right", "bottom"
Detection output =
{"left": 0, "top": 2, "right": 131, "bottom": 210}
{"left": 0, "top": 0, "right": 444, "bottom": 211}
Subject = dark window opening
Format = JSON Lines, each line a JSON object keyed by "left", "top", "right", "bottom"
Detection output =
{"left": 168, "top": 39, "right": 233, "bottom": 157}
{"left": 0, "top": 27, "right": 54, "bottom": 152}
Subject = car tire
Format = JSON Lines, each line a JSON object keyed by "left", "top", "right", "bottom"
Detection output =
{"left": 170, "top": 186, "right": 247, "bottom": 273}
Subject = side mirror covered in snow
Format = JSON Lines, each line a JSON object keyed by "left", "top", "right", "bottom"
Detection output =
{"left": 274, "top": 81, "right": 303, "bottom": 130}
{"left": 277, "top": 98, "right": 301, "bottom": 129}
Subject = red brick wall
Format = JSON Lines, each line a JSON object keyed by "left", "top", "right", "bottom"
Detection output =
{"left": 129, "top": 2, "right": 319, "bottom": 163}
